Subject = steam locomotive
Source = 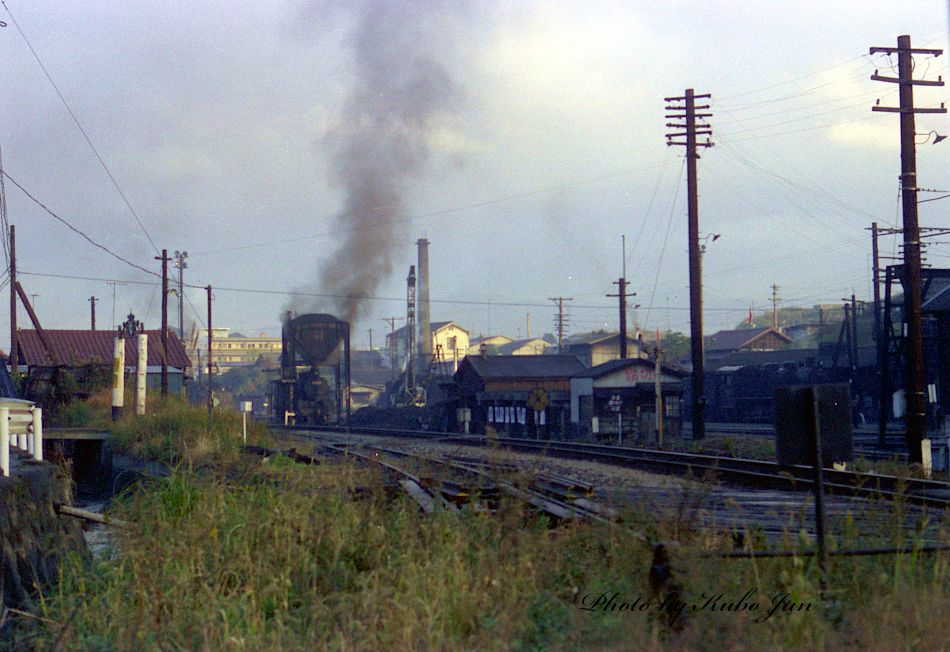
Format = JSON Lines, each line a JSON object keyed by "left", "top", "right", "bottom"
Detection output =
{"left": 271, "top": 313, "right": 351, "bottom": 425}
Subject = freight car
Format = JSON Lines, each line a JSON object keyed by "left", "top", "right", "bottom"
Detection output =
{"left": 272, "top": 313, "right": 351, "bottom": 425}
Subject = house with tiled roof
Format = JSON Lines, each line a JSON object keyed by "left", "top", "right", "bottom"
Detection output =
{"left": 561, "top": 330, "right": 645, "bottom": 366}
{"left": 704, "top": 327, "right": 792, "bottom": 362}
{"left": 13, "top": 329, "right": 191, "bottom": 394}
{"left": 454, "top": 353, "right": 587, "bottom": 437}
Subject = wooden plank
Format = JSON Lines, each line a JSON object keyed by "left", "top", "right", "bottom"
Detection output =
{"left": 399, "top": 479, "right": 437, "bottom": 513}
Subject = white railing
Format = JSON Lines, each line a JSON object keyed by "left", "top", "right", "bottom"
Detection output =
{"left": 0, "top": 398, "right": 43, "bottom": 477}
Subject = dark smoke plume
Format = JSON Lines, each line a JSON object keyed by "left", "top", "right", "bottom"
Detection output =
{"left": 297, "top": 1, "right": 464, "bottom": 325}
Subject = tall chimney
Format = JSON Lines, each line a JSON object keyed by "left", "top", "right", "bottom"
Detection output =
{"left": 417, "top": 237, "right": 432, "bottom": 376}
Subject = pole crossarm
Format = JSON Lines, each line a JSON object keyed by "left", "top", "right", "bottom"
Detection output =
{"left": 870, "top": 46, "right": 943, "bottom": 55}
{"left": 872, "top": 106, "right": 947, "bottom": 114}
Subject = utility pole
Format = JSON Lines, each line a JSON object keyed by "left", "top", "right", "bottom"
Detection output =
{"left": 548, "top": 297, "right": 573, "bottom": 351}
{"left": 850, "top": 293, "right": 859, "bottom": 372}
{"left": 173, "top": 251, "right": 187, "bottom": 339}
{"left": 8, "top": 225, "right": 16, "bottom": 375}
{"left": 607, "top": 235, "right": 636, "bottom": 359}
{"left": 156, "top": 249, "right": 170, "bottom": 398}
{"left": 89, "top": 296, "right": 98, "bottom": 330}
{"left": 869, "top": 222, "right": 885, "bottom": 443}
{"left": 871, "top": 34, "right": 946, "bottom": 464}
{"left": 206, "top": 285, "right": 213, "bottom": 417}
{"left": 666, "top": 88, "right": 713, "bottom": 439}
{"left": 771, "top": 283, "right": 780, "bottom": 330}
{"left": 368, "top": 328, "right": 373, "bottom": 351}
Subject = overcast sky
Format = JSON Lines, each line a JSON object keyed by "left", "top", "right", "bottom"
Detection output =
{"left": 0, "top": 1, "right": 947, "bottom": 351}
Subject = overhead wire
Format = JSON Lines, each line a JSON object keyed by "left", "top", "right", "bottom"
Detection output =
{"left": 642, "top": 158, "right": 686, "bottom": 330}
{"left": 2, "top": 2, "right": 160, "bottom": 255}
{"left": 2, "top": 171, "right": 161, "bottom": 279}
{"left": 18, "top": 269, "right": 751, "bottom": 313}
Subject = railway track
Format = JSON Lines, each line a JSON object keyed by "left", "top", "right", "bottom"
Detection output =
{"left": 273, "top": 424, "right": 950, "bottom": 511}
{"left": 325, "top": 441, "right": 617, "bottom": 524}
{"left": 274, "top": 427, "right": 946, "bottom": 546}
{"left": 702, "top": 421, "right": 911, "bottom": 461}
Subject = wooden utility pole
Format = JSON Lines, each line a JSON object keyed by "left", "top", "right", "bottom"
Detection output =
{"left": 655, "top": 329, "right": 663, "bottom": 446}
{"left": 869, "top": 222, "right": 886, "bottom": 445}
{"left": 206, "top": 285, "right": 213, "bottom": 417}
{"left": 607, "top": 235, "right": 636, "bottom": 359}
{"left": 9, "top": 225, "right": 16, "bottom": 374}
{"left": 666, "top": 88, "right": 713, "bottom": 439}
{"left": 871, "top": 35, "right": 946, "bottom": 463}
{"left": 173, "top": 250, "right": 187, "bottom": 339}
{"left": 548, "top": 297, "right": 573, "bottom": 352}
{"left": 89, "top": 296, "right": 98, "bottom": 330}
{"left": 771, "top": 283, "right": 780, "bottom": 330}
{"left": 156, "top": 249, "right": 170, "bottom": 397}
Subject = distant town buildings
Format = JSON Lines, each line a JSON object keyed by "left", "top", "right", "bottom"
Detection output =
{"left": 188, "top": 327, "right": 282, "bottom": 372}
{"left": 386, "top": 320, "right": 470, "bottom": 373}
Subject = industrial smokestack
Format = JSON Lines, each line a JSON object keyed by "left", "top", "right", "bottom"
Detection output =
{"left": 417, "top": 238, "right": 431, "bottom": 376}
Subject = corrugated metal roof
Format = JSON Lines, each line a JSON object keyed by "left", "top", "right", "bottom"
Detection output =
{"left": 17, "top": 330, "right": 191, "bottom": 368}
{"left": 458, "top": 354, "right": 586, "bottom": 379}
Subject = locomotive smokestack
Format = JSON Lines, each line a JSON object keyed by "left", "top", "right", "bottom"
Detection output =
{"left": 417, "top": 238, "right": 432, "bottom": 376}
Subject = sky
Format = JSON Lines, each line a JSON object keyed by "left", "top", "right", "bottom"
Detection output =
{"left": 0, "top": 0, "right": 947, "bottom": 351}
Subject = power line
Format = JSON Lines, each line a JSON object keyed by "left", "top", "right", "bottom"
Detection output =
{"left": 642, "top": 158, "right": 686, "bottom": 329}
{"left": 2, "top": 171, "right": 161, "bottom": 279}
{"left": 2, "top": 2, "right": 160, "bottom": 255}
{"left": 18, "top": 269, "right": 753, "bottom": 313}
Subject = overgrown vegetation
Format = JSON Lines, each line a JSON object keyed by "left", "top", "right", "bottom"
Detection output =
{"left": 8, "top": 437, "right": 949, "bottom": 650}
{"left": 108, "top": 397, "right": 271, "bottom": 467}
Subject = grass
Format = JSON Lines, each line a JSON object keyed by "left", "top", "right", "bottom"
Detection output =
{"left": 108, "top": 397, "right": 271, "bottom": 468}
{"left": 6, "top": 402, "right": 949, "bottom": 650}
{"left": 9, "top": 444, "right": 949, "bottom": 650}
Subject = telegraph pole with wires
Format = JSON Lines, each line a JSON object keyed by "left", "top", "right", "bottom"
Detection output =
{"left": 548, "top": 297, "right": 573, "bottom": 352}
{"left": 607, "top": 236, "right": 636, "bottom": 359}
{"left": 89, "top": 296, "right": 98, "bottom": 330}
{"left": 870, "top": 34, "right": 946, "bottom": 463}
{"left": 174, "top": 251, "right": 188, "bottom": 339}
{"left": 771, "top": 283, "right": 780, "bottom": 330}
{"left": 665, "top": 88, "right": 713, "bottom": 440}
{"left": 156, "top": 249, "right": 170, "bottom": 398}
